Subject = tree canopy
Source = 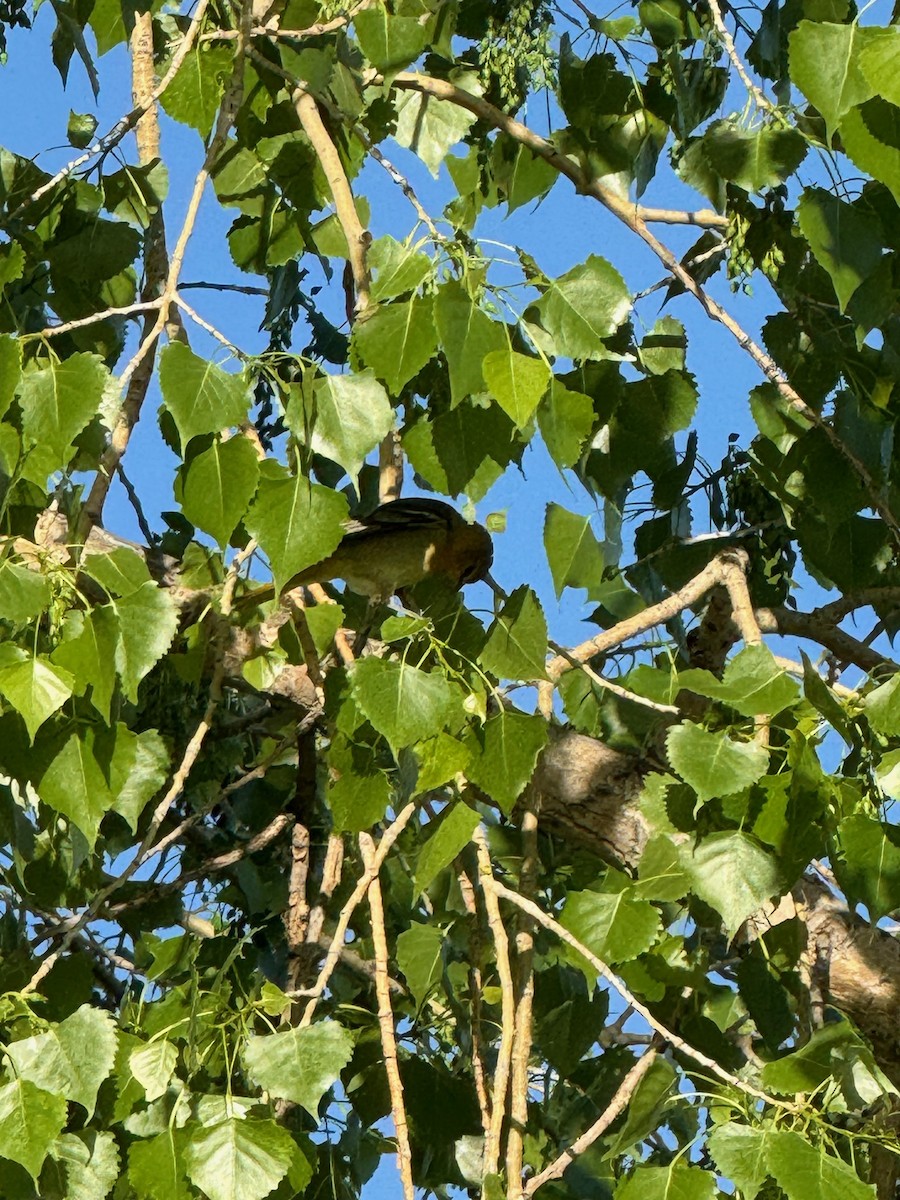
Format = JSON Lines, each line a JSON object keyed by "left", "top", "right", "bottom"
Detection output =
{"left": 2, "top": 0, "right": 900, "bottom": 1197}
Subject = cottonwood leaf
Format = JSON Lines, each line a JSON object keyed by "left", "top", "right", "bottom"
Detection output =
{"left": 534, "top": 255, "right": 631, "bottom": 359}
{"left": 394, "top": 81, "right": 478, "bottom": 176}
{"left": 35, "top": 726, "right": 112, "bottom": 847}
{"left": 537, "top": 380, "right": 594, "bottom": 469}
{"left": 0, "top": 333, "right": 21, "bottom": 419}
{"left": 798, "top": 188, "right": 884, "bottom": 312}
{"left": 708, "top": 1123, "right": 770, "bottom": 1200}
{"left": 396, "top": 923, "right": 444, "bottom": 1006}
{"left": 5, "top": 1006, "right": 116, "bottom": 1119}
{"left": 128, "top": 1129, "right": 191, "bottom": 1200}
{"left": 479, "top": 585, "right": 548, "bottom": 680}
{"left": 183, "top": 1118, "right": 294, "bottom": 1200}
{"left": 354, "top": 6, "right": 429, "bottom": 70}
{"left": 130, "top": 1040, "right": 178, "bottom": 1102}
{"left": 18, "top": 353, "right": 108, "bottom": 467}
{"left": 0, "top": 1079, "right": 66, "bottom": 1180}
{"left": 245, "top": 469, "right": 348, "bottom": 593}
{"left": 287, "top": 370, "right": 393, "bottom": 486}
{"left": 789, "top": 21, "right": 881, "bottom": 138}
{"left": 0, "top": 652, "right": 73, "bottom": 741}
{"left": 159, "top": 45, "right": 233, "bottom": 139}
{"left": 368, "top": 235, "right": 432, "bottom": 301}
{"left": 244, "top": 1020, "right": 354, "bottom": 1116}
{"left": 181, "top": 435, "right": 260, "bottom": 548}
{"left": 543, "top": 503, "right": 604, "bottom": 596}
{"left": 682, "top": 831, "right": 781, "bottom": 938}
{"left": 678, "top": 644, "right": 799, "bottom": 717}
{"left": 666, "top": 722, "right": 769, "bottom": 803}
{"left": 616, "top": 1163, "right": 717, "bottom": 1200}
{"left": 465, "top": 710, "right": 548, "bottom": 813}
{"left": 159, "top": 343, "right": 250, "bottom": 446}
{"left": 0, "top": 559, "right": 50, "bottom": 624}
{"left": 434, "top": 280, "right": 507, "bottom": 405}
{"left": 351, "top": 657, "right": 463, "bottom": 751}
{"left": 415, "top": 801, "right": 479, "bottom": 895}
{"left": 767, "top": 1129, "right": 875, "bottom": 1200}
{"left": 482, "top": 348, "right": 550, "bottom": 427}
{"left": 115, "top": 584, "right": 179, "bottom": 703}
{"left": 352, "top": 298, "right": 438, "bottom": 395}
{"left": 51, "top": 606, "right": 119, "bottom": 722}
{"left": 560, "top": 889, "right": 660, "bottom": 970}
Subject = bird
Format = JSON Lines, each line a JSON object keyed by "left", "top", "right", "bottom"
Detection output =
{"left": 243, "top": 497, "right": 494, "bottom": 605}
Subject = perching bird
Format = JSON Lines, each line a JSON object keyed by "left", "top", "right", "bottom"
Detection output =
{"left": 246, "top": 497, "right": 494, "bottom": 604}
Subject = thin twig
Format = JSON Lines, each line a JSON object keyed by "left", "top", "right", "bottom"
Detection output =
{"left": 506, "top": 794, "right": 540, "bottom": 1198}
{"left": 28, "top": 300, "right": 162, "bottom": 340}
{"left": 706, "top": 0, "right": 774, "bottom": 113}
{"left": 175, "top": 296, "right": 246, "bottom": 356}
{"left": 300, "top": 803, "right": 418, "bottom": 1026}
{"left": 485, "top": 876, "right": 794, "bottom": 1111}
{"left": 473, "top": 826, "right": 517, "bottom": 1180}
{"left": 360, "top": 833, "right": 415, "bottom": 1200}
{"left": 547, "top": 551, "right": 745, "bottom": 681}
{"left": 523, "top": 1048, "right": 660, "bottom": 1196}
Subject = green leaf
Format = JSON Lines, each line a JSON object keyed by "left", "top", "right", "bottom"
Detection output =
{"left": 789, "top": 21, "right": 880, "bottom": 138}
{"left": 183, "top": 1118, "right": 295, "bottom": 1200}
{"left": 82, "top": 546, "right": 152, "bottom": 597}
{"left": 4, "top": 1005, "right": 116, "bottom": 1118}
{"left": 354, "top": 6, "right": 429, "bottom": 71}
{"left": 543, "top": 504, "right": 604, "bottom": 597}
{"left": 0, "top": 1079, "right": 66, "bottom": 1180}
{"left": 499, "top": 142, "right": 558, "bottom": 213}
{"left": 245, "top": 468, "right": 348, "bottom": 593}
{"left": 67, "top": 108, "right": 98, "bottom": 148}
{"left": 681, "top": 832, "right": 781, "bottom": 938}
{"left": 0, "top": 653, "right": 73, "bottom": 741}
{"left": 702, "top": 122, "right": 807, "bottom": 192}
{"left": 49, "top": 1130, "right": 120, "bottom": 1200}
{"left": 616, "top": 1162, "right": 717, "bottom": 1200}
{"left": 403, "top": 399, "right": 520, "bottom": 501}
{"left": 413, "top": 732, "right": 471, "bottom": 795}
{"left": 534, "top": 255, "right": 631, "bottom": 359}
{"left": 51, "top": 606, "right": 119, "bottom": 722}
{"left": 832, "top": 814, "right": 900, "bottom": 920}
{"left": 351, "top": 656, "right": 463, "bottom": 752}
{"left": 129, "top": 1128, "right": 191, "bottom": 1200}
{"left": 326, "top": 735, "right": 392, "bottom": 832}
{"left": 479, "top": 585, "right": 548, "bottom": 680}
{"left": 129, "top": 1040, "right": 178, "bottom": 1102}
{"left": 767, "top": 1129, "right": 875, "bottom": 1200}
{"left": 434, "top": 280, "right": 507, "bottom": 405}
{"left": 352, "top": 297, "right": 438, "bottom": 394}
{"left": 858, "top": 26, "right": 900, "bottom": 107}
{"left": 244, "top": 1020, "right": 354, "bottom": 1116}
{"left": 396, "top": 923, "right": 444, "bottom": 1006}
{"left": 287, "top": 370, "right": 393, "bottom": 485}
{"left": 414, "top": 801, "right": 480, "bottom": 895}
{"left": 368, "top": 235, "right": 432, "bottom": 301}
{"left": 159, "top": 343, "right": 249, "bottom": 446}
{"left": 760, "top": 1020, "right": 869, "bottom": 1095}
{"left": 708, "top": 1123, "right": 770, "bottom": 1200}
{"left": 537, "top": 380, "right": 595, "bottom": 470}
{"left": 18, "top": 353, "right": 107, "bottom": 467}
{"left": 666, "top": 723, "right": 769, "bottom": 803}
{"left": 115, "top": 584, "right": 179, "bottom": 704}
{"left": 159, "top": 45, "right": 233, "bottom": 139}
{"left": 393, "top": 72, "right": 479, "bottom": 176}
{"left": 0, "top": 334, "right": 21, "bottom": 419}
{"left": 798, "top": 188, "right": 884, "bottom": 312}
{"left": 482, "top": 348, "right": 550, "bottom": 427}
{"left": 0, "top": 560, "right": 50, "bottom": 624}
{"left": 678, "top": 645, "right": 800, "bottom": 716}
{"left": 840, "top": 99, "right": 900, "bottom": 208}
{"left": 561, "top": 888, "right": 660, "bottom": 970}
{"left": 865, "top": 672, "right": 900, "bottom": 735}
{"left": 181, "top": 435, "right": 260, "bottom": 548}
{"left": 37, "top": 726, "right": 115, "bottom": 848}
{"left": 465, "top": 710, "right": 548, "bottom": 813}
